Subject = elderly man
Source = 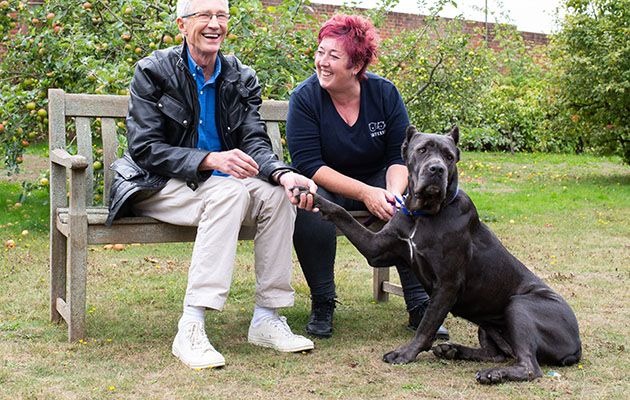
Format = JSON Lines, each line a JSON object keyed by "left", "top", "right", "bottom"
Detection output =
{"left": 107, "top": 0, "right": 317, "bottom": 369}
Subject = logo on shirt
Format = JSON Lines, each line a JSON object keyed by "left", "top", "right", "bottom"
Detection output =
{"left": 369, "top": 121, "right": 386, "bottom": 138}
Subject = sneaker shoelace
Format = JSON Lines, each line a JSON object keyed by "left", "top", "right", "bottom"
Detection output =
{"left": 267, "top": 316, "right": 295, "bottom": 338}
{"left": 186, "top": 322, "right": 213, "bottom": 351}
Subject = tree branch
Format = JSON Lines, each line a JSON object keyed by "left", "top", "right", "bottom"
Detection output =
{"left": 406, "top": 54, "right": 444, "bottom": 105}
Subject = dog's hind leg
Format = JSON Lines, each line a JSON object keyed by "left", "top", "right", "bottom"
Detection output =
{"left": 475, "top": 298, "right": 543, "bottom": 384}
{"left": 524, "top": 289, "right": 582, "bottom": 367}
{"left": 476, "top": 357, "right": 542, "bottom": 384}
{"left": 433, "top": 326, "right": 510, "bottom": 362}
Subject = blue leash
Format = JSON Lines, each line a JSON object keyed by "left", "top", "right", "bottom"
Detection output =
{"left": 394, "top": 195, "right": 429, "bottom": 216}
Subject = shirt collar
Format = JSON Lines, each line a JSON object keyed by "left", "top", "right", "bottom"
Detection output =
{"left": 186, "top": 48, "right": 222, "bottom": 84}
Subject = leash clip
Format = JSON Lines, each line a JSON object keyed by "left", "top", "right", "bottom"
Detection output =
{"left": 394, "top": 195, "right": 426, "bottom": 216}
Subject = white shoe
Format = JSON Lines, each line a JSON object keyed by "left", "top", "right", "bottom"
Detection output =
{"left": 172, "top": 320, "right": 225, "bottom": 369}
{"left": 248, "top": 315, "right": 314, "bottom": 352}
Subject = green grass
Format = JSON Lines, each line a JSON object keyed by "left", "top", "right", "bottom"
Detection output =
{"left": 1, "top": 140, "right": 50, "bottom": 237}
{"left": 0, "top": 152, "right": 629, "bottom": 399}
{"left": 0, "top": 182, "right": 48, "bottom": 236}
{"left": 24, "top": 140, "right": 50, "bottom": 158}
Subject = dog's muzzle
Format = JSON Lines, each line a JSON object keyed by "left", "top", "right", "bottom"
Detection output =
{"left": 406, "top": 159, "right": 449, "bottom": 214}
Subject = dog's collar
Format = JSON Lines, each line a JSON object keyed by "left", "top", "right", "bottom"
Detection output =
{"left": 395, "top": 186, "right": 459, "bottom": 217}
{"left": 394, "top": 195, "right": 428, "bottom": 216}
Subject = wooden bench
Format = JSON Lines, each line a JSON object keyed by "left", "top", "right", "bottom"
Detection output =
{"left": 48, "top": 88, "right": 402, "bottom": 342}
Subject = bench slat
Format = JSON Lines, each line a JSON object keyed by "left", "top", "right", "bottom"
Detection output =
{"left": 55, "top": 207, "right": 379, "bottom": 244}
{"left": 56, "top": 298, "right": 70, "bottom": 323}
{"left": 56, "top": 207, "right": 258, "bottom": 244}
{"left": 101, "top": 118, "right": 118, "bottom": 206}
{"left": 266, "top": 121, "right": 283, "bottom": 159}
{"left": 57, "top": 208, "right": 377, "bottom": 226}
{"left": 382, "top": 281, "right": 404, "bottom": 297}
{"left": 260, "top": 100, "right": 288, "bottom": 121}
{"left": 64, "top": 93, "right": 128, "bottom": 117}
{"left": 76, "top": 117, "right": 94, "bottom": 205}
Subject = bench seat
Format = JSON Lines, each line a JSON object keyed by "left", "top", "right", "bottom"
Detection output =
{"left": 55, "top": 207, "right": 379, "bottom": 245}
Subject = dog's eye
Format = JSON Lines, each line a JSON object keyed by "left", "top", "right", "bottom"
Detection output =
{"left": 446, "top": 154, "right": 454, "bottom": 161}
{"left": 418, "top": 148, "right": 426, "bottom": 154}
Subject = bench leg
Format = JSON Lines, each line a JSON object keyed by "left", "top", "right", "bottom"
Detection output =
{"left": 50, "top": 226, "right": 67, "bottom": 323}
{"left": 372, "top": 266, "right": 390, "bottom": 302}
{"left": 67, "top": 215, "right": 88, "bottom": 342}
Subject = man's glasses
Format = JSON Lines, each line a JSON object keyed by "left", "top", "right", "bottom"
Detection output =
{"left": 181, "top": 11, "right": 230, "bottom": 24}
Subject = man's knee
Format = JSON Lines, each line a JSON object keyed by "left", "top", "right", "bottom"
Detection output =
{"left": 200, "top": 177, "right": 251, "bottom": 207}
{"left": 268, "top": 184, "right": 289, "bottom": 205}
{"left": 272, "top": 186, "right": 297, "bottom": 219}
{"left": 250, "top": 181, "right": 290, "bottom": 209}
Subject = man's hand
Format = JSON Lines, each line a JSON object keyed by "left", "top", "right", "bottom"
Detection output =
{"left": 278, "top": 172, "right": 318, "bottom": 212}
{"left": 200, "top": 149, "right": 259, "bottom": 179}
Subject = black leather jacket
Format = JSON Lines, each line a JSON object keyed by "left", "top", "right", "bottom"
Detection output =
{"left": 106, "top": 44, "right": 293, "bottom": 226}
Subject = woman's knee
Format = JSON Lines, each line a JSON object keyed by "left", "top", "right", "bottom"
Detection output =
{"left": 294, "top": 209, "right": 336, "bottom": 248}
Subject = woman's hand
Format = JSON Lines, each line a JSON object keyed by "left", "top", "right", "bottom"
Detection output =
{"left": 359, "top": 185, "right": 396, "bottom": 221}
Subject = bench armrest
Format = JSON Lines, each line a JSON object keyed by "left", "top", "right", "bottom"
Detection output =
{"left": 51, "top": 148, "right": 89, "bottom": 170}
{"left": 50, "top": 148, "right": 89, "bottom": 216}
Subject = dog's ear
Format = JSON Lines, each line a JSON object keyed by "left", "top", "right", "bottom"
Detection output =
{"left": 402, "top": 125, "right": 418, "bottom": 162}
{"left": 448, "top": 125, "right": 459, "bottom": 145}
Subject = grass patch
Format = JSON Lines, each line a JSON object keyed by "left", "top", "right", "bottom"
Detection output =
{"left": 0, "top": 152, "right": 628, "bottom": 399}
{"left": 1, "top": 142, "right": 50, "bottom": 239}
{"left": 0, "top": 182, "right": 48, "bottom": 236}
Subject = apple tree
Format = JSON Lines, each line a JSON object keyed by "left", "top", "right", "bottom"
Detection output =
{"left": 551, "top": 0, "right": 630, "bottom": 163}
{"left": 0, "top": 0, "right": 316, "bottom": 173}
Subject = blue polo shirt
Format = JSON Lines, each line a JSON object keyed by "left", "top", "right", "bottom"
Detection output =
{"left": 187, "top": 52, "right": 227, "bottom": 176}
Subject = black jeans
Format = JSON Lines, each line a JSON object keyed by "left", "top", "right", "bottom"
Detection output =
{"left": 293, "top": 169, "right": 429, "bottom": 310}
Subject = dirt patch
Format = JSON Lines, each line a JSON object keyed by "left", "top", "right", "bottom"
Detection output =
{"left": 0, "top": 154, "right": 48, "bottom": 183}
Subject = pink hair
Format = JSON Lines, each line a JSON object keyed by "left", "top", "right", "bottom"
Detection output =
{"left": 318, "top": 14, "right": 379, "bottom": 81}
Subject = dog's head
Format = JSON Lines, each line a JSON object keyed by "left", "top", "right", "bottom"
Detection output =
{"left": 401, "top": 125, "right": 460, "bottom": 215}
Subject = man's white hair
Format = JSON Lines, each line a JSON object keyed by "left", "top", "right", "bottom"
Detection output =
{"left": 176, "top": 0, "right": 229, "bottom": 17}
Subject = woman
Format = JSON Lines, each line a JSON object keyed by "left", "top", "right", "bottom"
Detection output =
{"left": 286, "top": 14, "right": 449, "bottom": 339}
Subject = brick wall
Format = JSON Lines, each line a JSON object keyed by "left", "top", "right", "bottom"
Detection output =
{"left": 265, "top": 0, "right": 549, "bottom": 49}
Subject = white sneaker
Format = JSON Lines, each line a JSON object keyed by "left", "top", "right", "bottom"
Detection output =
{"left": 172, "top": 320, "right": 225, "bottom": 369}
{"left": 248, "top": 315, "right": 314, "bottom": 352}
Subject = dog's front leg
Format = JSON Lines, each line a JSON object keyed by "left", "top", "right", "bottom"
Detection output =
{"left": 310, "top": 191, "right": 405, "bottom": 266}
{"left": 383, "top": 286, "right": 457, "bottom": 364}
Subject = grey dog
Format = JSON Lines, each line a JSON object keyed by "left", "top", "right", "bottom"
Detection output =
{"left": 296, "top": 126, "right": 582, "bottom": 384}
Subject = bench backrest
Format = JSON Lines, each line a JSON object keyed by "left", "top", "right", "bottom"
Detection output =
{"left": 48, "top": 88, "right": 288, "bottom": 208}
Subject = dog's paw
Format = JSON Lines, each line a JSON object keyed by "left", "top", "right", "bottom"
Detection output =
{"left": 289, "top": 186, "right": 331, "bottom": 210}
{"left": 382, "top": 350, "right": 416, "bottom": 365}
{"left": 432, "top": 343, "right": 459, "bottom": 360}
{"left": 475, "top": 367, "right": 506, "bottom": 385}
{"left": 289, "top": 186, "right": 312, "bottom": 201}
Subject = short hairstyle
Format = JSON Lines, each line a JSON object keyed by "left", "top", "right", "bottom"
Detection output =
{"left": 176, "top": 0, "right": 229, "bottom": 17}
{"left": 318, "top": 14, "right": 379, "bottom": 81}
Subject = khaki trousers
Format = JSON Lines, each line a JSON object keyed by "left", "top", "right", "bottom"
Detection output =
{"left": 133, "top": 176, "right": 296, "bottom": 311}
